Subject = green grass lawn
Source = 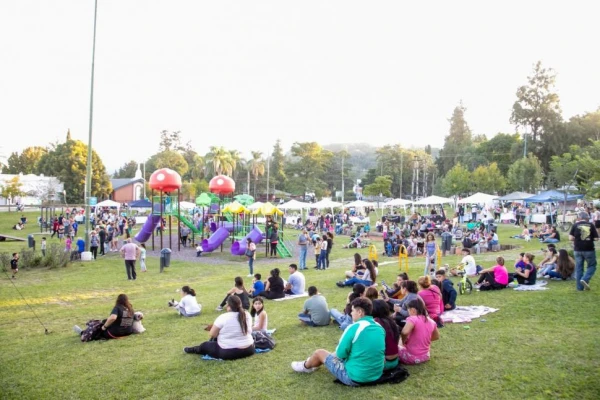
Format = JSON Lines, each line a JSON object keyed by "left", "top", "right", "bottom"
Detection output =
{"left": 0, "top": 210, "right": 599, "bottom": 399}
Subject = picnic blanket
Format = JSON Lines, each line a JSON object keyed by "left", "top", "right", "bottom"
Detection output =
{"left": 440, "top": 306, "right": 499, "bottom": 324}
{"left": 513, "top": 280, "right": 548, "bottom": 291}
{"left": 273, "top": 292, "right": 309, "bottom": 301}
{"left": 201, "top": 348, "right": 272, "bottom": 361}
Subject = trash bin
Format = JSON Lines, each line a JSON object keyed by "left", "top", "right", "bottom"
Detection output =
{"left": 28, "top": 234, "right": 35, "bottom": 250}
{"left": 160, "top": 248, "right": 172, "bottom": 273}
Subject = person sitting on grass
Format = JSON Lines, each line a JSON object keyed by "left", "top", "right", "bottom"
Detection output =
{"left": 330, "top": 283, "right": 366, "bottom": 331}
{"left": 184, "top": 295, "right": 254, "bottom": 360}
{"left": 298, "top": 286, "right": 330, "bottom": 326}
{"left": 216, "top": 277, "right": 250, "bottom": 311}
{"left": 371, "top": 299, "right": 400, "bottom": 370}
{"left": 250, "top": 296, "right": 268, "bottom": 332}
{"left": 417, "top": 275, "right": 444, "bottom": 327}
{"left": 511, "top": 253, "right": 537, "bottom": 285}
{"left": 538, "top": 247, "right": 558, "bottom": 278}
{"left": 248, "top": 273, "right": 264, "bottom": 297}
{"left": 284, "top": 264, "right": 306, "bottom": 295}
{"left": 391, "top": 280, "right": 420, "bottom": 326}
{"left": 540, "top": 226, "right": 560, "bottom": 243}
{"left": 435, "top": 269, "right": 457, "bottom": 309}
{"left": 398, "top": 298, "right": 440, "bottom": 365}
{"left": 257, "top": 268, "right": 285, "bottom": 300}
{"left": 545, "top": 249, "right": 575, "bottom": 280}
{"left": 169, "top": 285, "right": 201, "bottom": 317}
{"left": 344, "top": 253, "right": 365, "bottom": 279}
{"left": 291, "top": 298, "right": 385, "bottom": 387}
{"left": 475, "top": 256, "right": 509, "bottom": 291}
{"left": 337, "top": 258, "right": 377, "bottom": 287}
{"left": 381, "top": 273, "right": 409, "bottom": 300}
{"left": 74, "top": 294, "right": 134, "bottom": 340}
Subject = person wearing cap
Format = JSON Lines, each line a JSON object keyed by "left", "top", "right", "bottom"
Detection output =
{"left": 569, "top": 211, "right": 599, "bottom": 291}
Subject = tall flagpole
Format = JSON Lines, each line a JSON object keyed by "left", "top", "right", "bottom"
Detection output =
{"left": 84, "top": 0, "right": 98, "bottom": 251}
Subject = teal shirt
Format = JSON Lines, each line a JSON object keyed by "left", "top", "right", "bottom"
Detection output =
{"left": 335, "top": 316, "right": 385, "bottom": 383}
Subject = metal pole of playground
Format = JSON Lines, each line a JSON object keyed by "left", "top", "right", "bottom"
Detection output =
{"left": 177, "top": 189, "right": 180, "bottom": 251}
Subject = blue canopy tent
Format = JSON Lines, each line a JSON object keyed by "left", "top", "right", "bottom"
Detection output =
{"left": 129, "top": 199, "right": 152, "bottom": 208}
{"left": 525, "top": 190, "right": 584, "bottom": 224}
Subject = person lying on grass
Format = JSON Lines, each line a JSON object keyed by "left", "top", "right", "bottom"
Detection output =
{"left": 184, "top": 295, "right": 254, "bottom": 360}
{"left": 398, "top": 298, "right": 440, "bottom": 365}
{"left": 291, "top": 297, "right": 385, "bottom": 387}
{"left": 474, "top": 257, "right": 508, "bottom": 291}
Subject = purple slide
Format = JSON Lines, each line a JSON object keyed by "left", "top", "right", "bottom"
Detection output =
{"left": 134, "top": 215, "right": 161, "bottom": 243}
{"left": 202, "top": 227, "right": 230, "bottom": 252}
{"left": 231, "top": 226, "right": 264, "bottom": 256}
{"left": 209, "top": 221, "right": 241, "bottom": 233}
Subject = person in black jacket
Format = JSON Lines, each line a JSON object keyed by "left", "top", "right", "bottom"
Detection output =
{"left": 98, "top": 225, "right": 106, "bottom": 256}
{"left": 435, "top": 269, "right": 457, "bottom": 311}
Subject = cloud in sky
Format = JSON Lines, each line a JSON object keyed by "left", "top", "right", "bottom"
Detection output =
{"left": 1, "top": 0, "right": 599, "bottom": 172}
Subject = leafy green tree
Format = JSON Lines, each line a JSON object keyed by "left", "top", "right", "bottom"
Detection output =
{"left": 158, "top": 130, "right": 183, "bottom": 152}
{"left": 364, "top": 176, "right": 392, "bottom": 197}
{"left": 247, "top": 151, "right": 265, "bottom": 198}
{"left": 476, "top": 133, "right": 522, "bottom": 176}
{"left": 471, "top": 163, "right": 507, "bottom": 194}
{"left": 37, "top": 138, "right": 112, "bottom": 203}
{"left": 322, "top": 150, "right": 353, "bottom": 199}
{"left": 228, "top": 149, "right": 246, "bottom": 182}
{"left": 441, "top": 163, "right": 471, "bottom": 197}
{"left": 180, "top": 141, "right": 205, "bottom": 181}
{"left": 113, "top": 160, "right": 139, "bottom": 178}
{"left": 285, "top": 142, "right": 333, "bottom": 198}
{"left": 437, "top": 102, "right": 473, "bottom": 176}
{"left": 146, "top": 150, "right": 189, "bottom": 178}
{"left": 269, "top": 139, "right": 287, "bottom": 192}
{"left": 0, "top": 176, "right": 24, "bottom": 201}
{"left": 571, "top": 141, "right": 600, "bottom": 197}
{"left": 506, "top": 155, "right": 543, "bottom": 193}
{"left": 565, "top": 109, "right": 600, "bottom": 147}
{"left": 5, "top": 146, "right": 47, "bottom": 174}
{"left": 205, "top": 146, "right": 234, "bottom": 176}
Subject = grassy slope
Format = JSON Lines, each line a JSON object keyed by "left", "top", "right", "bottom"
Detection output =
{"left": 0, "top": 210, "right": 599, "bottom": 399}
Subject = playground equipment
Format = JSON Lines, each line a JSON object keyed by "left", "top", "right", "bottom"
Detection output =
{"left": 250, "top": 202, "right": 292, "bottom": 258}
{"left": 231, "top": 226, "right": 264, "bottom": 256}
{"left": 398, "top": 244, "right": 409, "bottom": 272}
{"left": 368, "top": 244, "right": 378, "bottom": 263}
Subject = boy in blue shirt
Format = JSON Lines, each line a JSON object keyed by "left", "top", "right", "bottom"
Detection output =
{"left": 249, "top": 273, "right": 265, "bottom": 297}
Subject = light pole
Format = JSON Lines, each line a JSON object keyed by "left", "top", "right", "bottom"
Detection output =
{"left": 84, "top": 0, "right": 98, "bottom": 251}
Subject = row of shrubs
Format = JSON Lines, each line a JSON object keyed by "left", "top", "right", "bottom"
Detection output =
{"left": 0, "top": 244, "right": 71, "bottom": 272}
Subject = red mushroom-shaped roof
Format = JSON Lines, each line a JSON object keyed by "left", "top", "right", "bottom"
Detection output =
{"left": 209, "top": 175, "right": 235, "bottom": 195}
{"left": 148, "top": 168, "right": 182, "bottom": 192}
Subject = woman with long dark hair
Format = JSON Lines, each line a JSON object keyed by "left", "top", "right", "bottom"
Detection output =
{"left": 74, "top": 294, "right": 135, "bottom": 340}
{"left": 546, "top": 249, "right": 575, "bottom": 280}
{"left": 217, "top": 277, "right": 250, "bottom": 311}
{"left": 257, "top": 268, "right": 285, "bottom": 300}
{"left": 169, "top": 285, "right": 201, "bottom": 317}
{"left": 337, "top": 259, "right": 377, "bottom": 287}
{"left": 398, "top": 298, "right": 440, "bottom": 365}
{"left": 372, "top": 299, "right": 400, "bottom": 370}
{"left": 184, "top": 295, "right": 254, "bottom": 360}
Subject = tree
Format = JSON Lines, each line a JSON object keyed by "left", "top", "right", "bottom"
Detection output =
{"left": 437, "top": 102, "right": 473, "bottom": 176}
{"left": 471, "top": 163, "right": 507, "bottom": 194}
{"left": 576, "top": 141, "right": 600, "bottom": 197}
{"left": 0, "top": 176, "right": 24, "bottom": 201}
{"left": 228, "top": 149, "right": 246, "bottom": 182}
{"left": 4, "top": 146, "right": 47, "bottom": 174}
{"left": 113, "top": 160, "right": 139, "bottom": 178}
{"left": 180, "top": 141, "right": 205, "bottom": 181}
{"left": 506, "top": 155, "right": 544, "bottom": 193}
{"left": 441, "top": 163, "right": 471, "bottom": 197}
{"left": 285, "top": 142, "right": 333, "bottom": 198}
{"left": 363, "top": 176, "right": 392, "bottom": 197}
{"left": 146, "top": 150, "right": 189, "bottom": 178}
{"left": 205, "top": 146, "right": 234, "bottom": 176}
{"left": 269, "top": 139, "right": 287, "bottom": 192}
{"left": 158, "top": 130, "right": 183, "bottom": 152}
{"left": 247, "top": 151, "right": 265, "bottom": 198}
{"left": 476, "top": 133, "right": 522, "bottom": 176}
{"left": 37, "top": 139, "right": 112, "bottom": 203}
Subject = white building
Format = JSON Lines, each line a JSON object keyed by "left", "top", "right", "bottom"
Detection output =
{"left": 0, "top": 173, "right": 64, "bottom": 205}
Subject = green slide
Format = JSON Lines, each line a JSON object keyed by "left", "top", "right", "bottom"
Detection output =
{"left": 276, "top": 241, "right": 293, "bottom": 258}
{"left": 177, "top": 213, "right": 202, "bottom": 235}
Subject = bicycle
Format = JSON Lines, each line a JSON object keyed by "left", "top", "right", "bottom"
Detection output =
{"left": 452, "top": 264, "right": 473, "bottom": 295}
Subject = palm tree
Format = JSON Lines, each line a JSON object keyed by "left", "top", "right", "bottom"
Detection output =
{"left": 229, "top": 149, "right": 246, "bottom": 182}
{"left": 205, "top": 146, "right": 233, "bottom": 176}
{"left": 247, "top": 151, "right": 265, "bottom": 198}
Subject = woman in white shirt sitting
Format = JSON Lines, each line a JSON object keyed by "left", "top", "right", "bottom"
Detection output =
{"left": 170, "top": 286, "right": 202, "bottom": 317}
{"left": 184, "top": 295, "right": 254, "bottom": 360}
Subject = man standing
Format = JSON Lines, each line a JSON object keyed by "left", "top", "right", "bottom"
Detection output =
{"left": 120, "top": 238, "right": 141, "bottom": 281}
{"left": 285, "top": 264, "right": 306, "bottom": 295}
{"left": 291, "top": 297, "right": 385, "bottom": 386}
{"left": 569, "top": 211, "right": 599, "bottom": 291}
{"left": 297, "top": 230, "right": 309, "bottom": 270}
{"left": 298, "top": 286, "right": 330, "bottom": 326}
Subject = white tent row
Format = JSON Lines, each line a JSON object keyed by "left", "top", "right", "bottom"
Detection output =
{"left": 95, "top": 199, "right": 121, "bottom": 210}
{"left": 413, "top": 195, "right": 454, "bottom": 205}
{"left": 278, "top": 199, "right": 312, "bottom": 210}
{"left": 311, "top": 199, "right": 343, "bottom": 210}
{"left": 382, "top": 198, "right": 413, "bottom": 207}
{"left": 344, "top": 200, "right": 376, "bottom": 208}
{"left": 457, "top": 192, "right": 497, "bottom": 205}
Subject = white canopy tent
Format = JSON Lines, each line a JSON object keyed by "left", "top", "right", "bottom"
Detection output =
{"left": 96, "top": 199, "right": 121, "bottom": 209}
{"left": 247, "top": 201, "right": 264, "bottom": 211}
{"left": 382, "top": 198, "right": 413, "bottom": 207}
{"left": 344, "top": 200, "right": 376, "bottom": 208}
{"left": 278, "top": 199, "right": 311, "bottom": 210}
{"left": 413, "top": 195, "right": 454, "bottom": 205}
{"left": 457, "top": 192, "right": 497, "bottom": 206}
{"left": 179, "top": 201, "right": 196, "bottom": 210}
{"left": 311, "top": 199, "right": 343, "bottom": 210}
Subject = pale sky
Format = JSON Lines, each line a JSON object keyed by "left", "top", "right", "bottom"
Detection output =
{"left": 1, "top": 0, "right": 599, "bottom": 173}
